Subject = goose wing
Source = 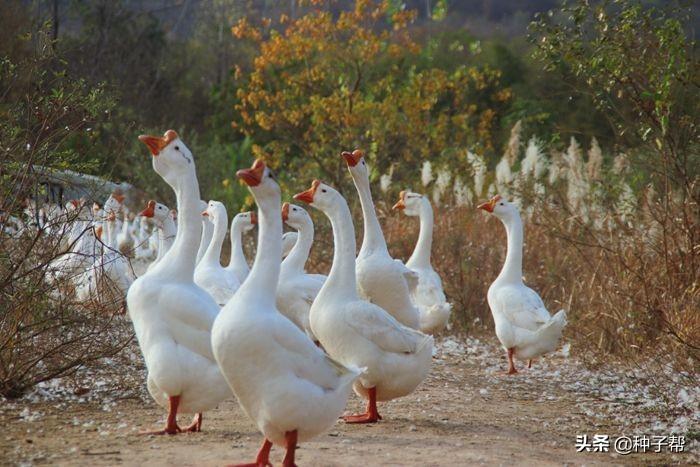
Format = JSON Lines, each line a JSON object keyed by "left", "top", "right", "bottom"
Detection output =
{"left": 495, "top": 284, "right": 550, "bottom": 331}
{"left": 344, "top": 301, "right": 426, "bottom": 354}
{"left": 272, "top": 315, "right": 355, "bottom": 389}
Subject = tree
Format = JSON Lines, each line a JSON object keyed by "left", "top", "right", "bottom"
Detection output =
{"left": 529, "top": 0, "right": 699, "bottom": 364}
{"left": 0, "top": 26, "right": 132, "bottom": 398}
{"left": 230, "top": 0, "right": 512, "bottom": 191}
{"left": 530, "top": 0, "right": 699, "bottom": 200}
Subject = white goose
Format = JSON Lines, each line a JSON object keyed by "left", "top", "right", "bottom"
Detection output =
{"left": 117, "top": 211, "right": 135, "bottom": 257}
{"left": 224, "top": 211, "right": 256, "bottom": 284}
{"left": 212, "top": 160, "right": 359, "bottom": 467}
{"left": 102, "top": 193, "right": 125, "bottom": 250}
{"left": 296, "top": 180, "right": 433, "bottom": 423}
{"left": 342, "top": 150, "right": 420, "bottom": 329}
{"left": 64, "top": 199, "right": 91, "bottom": 249}
{"left": 281, "top": 231, "right": 298, "bottom": 258}
{"left": 195, "top": 201, "right": 214, "bottom": 266}
{"left": 127, "top": 130, "right": 230, "bottom": 434}
{"left": 276, "top": 203, "right": 326, "bottom": 341}
{"left": 477, "top": 195, "right": 567, "bottom": 374}
{"left": 393, "top": 191, "right": 452, "bottom": 334}
{"left": 47, "top": 223, "right": 98, "bottom": 290}
{"left": 135, "top": 214, "right": 155, "bottom": 261}
{"left": 74, "top": 216, "right": 135, "bottom": 311}
{"left": 139, "top": 200, "right": 177, "bottom": 273}
{"left": 194, "top": 201, "right": 240, "bottom": 306}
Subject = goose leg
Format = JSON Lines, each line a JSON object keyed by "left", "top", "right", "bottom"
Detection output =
{"left": 506, "top": 348, "right": 518, "bottom": 375}
{"left": 282, "top": 430, "right": 298, "bottom": 467}
{"left": 343, "top": 387, "right": 381, "bottom": 423}
{"left": 228, "top": 438, "right": 272, "bottom": 467}
{"left": 527, "top": 359, "right": 532, "bottom": 369}
{"left": 182, "top": 413, "right": 202, "bottom": 432}
{"left": 140, "top": 395, "right": 181, "bottom": 435}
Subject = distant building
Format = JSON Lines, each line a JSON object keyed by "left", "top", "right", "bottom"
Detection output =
{"left": 29, "top": 165, "right": 135, "bottom": 206}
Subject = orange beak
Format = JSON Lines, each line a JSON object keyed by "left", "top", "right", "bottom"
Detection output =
{"left": 477, "top": 195, "right": 502, "bottom": 213}
{"left": 106, "top": 211, "right": 116, "bottom": 221}
{"left": 281, "top": 202, "right": 290, "bottom": 222}
{"left": 139, "top": 200, "right": 156, "bottom": 218}
{"left": 70, "top": 199, "right": 79, "bottom": 208}
{"left": 341, "top": 149, "right": 364, "bottom": 167}
{"left": 250, "top": 211, "right": 258, "bottom": 225}
{"left": 95, "top": 226, "right": 103, "bottom": 240}
{"left": 392, "top": 190, "right": 407, "bottom": 210}
{"left": 294, "top": 180, "right": 321, "bottom": 204}
{"left": 236, "top": 159, "right": 266, "bottom": 187}
{"left": 112, "top": 192, "right": 125, "bottom": 204}
{"left": 138, "top": 129, "right": 179, "bottom": 156}
{"left": 170, "top": 209, "right": 177, "bottom": 220}
{"left": 201, "top": 210, "right": 209, "bottom": 217}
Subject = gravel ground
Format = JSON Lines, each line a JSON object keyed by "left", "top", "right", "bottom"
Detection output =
{"left": 1, "top": 334, "right": 697, "bottom": 466}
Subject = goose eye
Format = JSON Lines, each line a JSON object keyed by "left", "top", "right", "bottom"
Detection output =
{"left": 174, "top": 145, "right": 180, "bottom": 151}
{"left": 499, "top": 202, "right": 504, "bottom": 206}
{"left": 321, "top": 189, "right": 327, "bottom": 193}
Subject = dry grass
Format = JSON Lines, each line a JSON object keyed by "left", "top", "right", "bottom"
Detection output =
{"left": 301, "top": 189, "right": 699, "bottom": 390}
{"left": 0, "top": 216, "right": 133, "bottom": 399}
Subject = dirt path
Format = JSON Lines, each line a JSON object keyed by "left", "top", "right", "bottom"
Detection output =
{"left": 1, "top": 337, "right": 695, "bottom": 466}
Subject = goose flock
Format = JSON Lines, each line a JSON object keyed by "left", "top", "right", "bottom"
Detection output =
{"left": 9, "top": 129, "right": 568, "bottom": 466}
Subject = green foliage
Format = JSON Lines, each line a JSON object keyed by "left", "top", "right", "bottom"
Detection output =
{"left": 530, "top": 0, "right": 699, "bottom": 194}
{"left": 0, "top": 47, "right": 117, "bottom": 190}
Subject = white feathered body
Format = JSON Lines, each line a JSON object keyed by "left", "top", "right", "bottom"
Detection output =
{"left": 407, "top": 264, "right": 452, "bottom": 335}
{"left": 356, "top": 252, "right": 420, "bottom": 330}
{"left": 127, "top": 275, "right": 230, "bottom": 413}
{"left": 311, "top": 295, "right": 432, "bottom": 402}
{"left": 487, "top": 280, "right": 567, "bottom": 360}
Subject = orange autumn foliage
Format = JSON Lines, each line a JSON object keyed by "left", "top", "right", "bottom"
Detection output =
{"left": 231, "top": 0, "right": 512, "bottom": 190}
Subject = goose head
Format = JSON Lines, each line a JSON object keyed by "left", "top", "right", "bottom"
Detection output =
{"left": 104, "top": 191, "right": 125, "bottom": 216}
{"left": 202, "top": 200, "right": 227, "bottom": 225}
{"left": 139, "top": 200, "right": 171, "bottom": 227}
{"left": 341, "top": 149, "right": 369, "bottom": 180}
{"left": 138, "top": 130, "right": 194, "bottom": 185}
{"left": 477, "top": 195, "right": 518, "bottom": 221}
{"left": 281, "top": 202, "right": 312, "bottom": 231}
{"left": 293, "top": 179, "right": 342, "bottom": 214}
{"left": 66, "top": 199, "right": 80, "bottom": 212}
{"left": 236, "top": 159, "right": 280, "bottom": 205}
{"left": 199, "top": 200, "right": 213, "bottom": 226}
{"left": 392, "top": 190, "right": 426, "bottom": 217}
{"left": 232, "top": 211, "right": 257, "bottom": 232}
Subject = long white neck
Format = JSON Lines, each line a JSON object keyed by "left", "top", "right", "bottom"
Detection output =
{"left": 237, "top": 193, "right": 281, "bottom": 310}
{"left": 154, "top": 217, "right": 176, "bottom": 265}
{"left": 151, "top": 170, "right": 202, "bottom": 280}
{"left": 281, "top": 218, "right": 313, "bottom": 276}
{"left": 407, "top": 199, "right": 434, "bottom": 269}
{"left": 352, "top": 171, "right": 388, "bottom": 257}
{"left": 318, "top": 199, "right": 358, "bottom": 301}
{"left": 226, "top": 222, "right": 249, "bottom": 274}
{"left": 138, "top": 221, "right": 148, "bottom": 245}
{"left": 496, "top": 213, "right": 524, "bottom": 284}
{"left": 201, "top": 211, "right": 227, "bottom": 267}
{"left": 196, "top": 219, "right": 213, "bottom": 265}
{"left": 105, "top": 219, "right": 117, "bottom": 250}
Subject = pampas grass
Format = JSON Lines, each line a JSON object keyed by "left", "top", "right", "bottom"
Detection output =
{"left": 421, "top": 160, "right": 433, "bottom": 187}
